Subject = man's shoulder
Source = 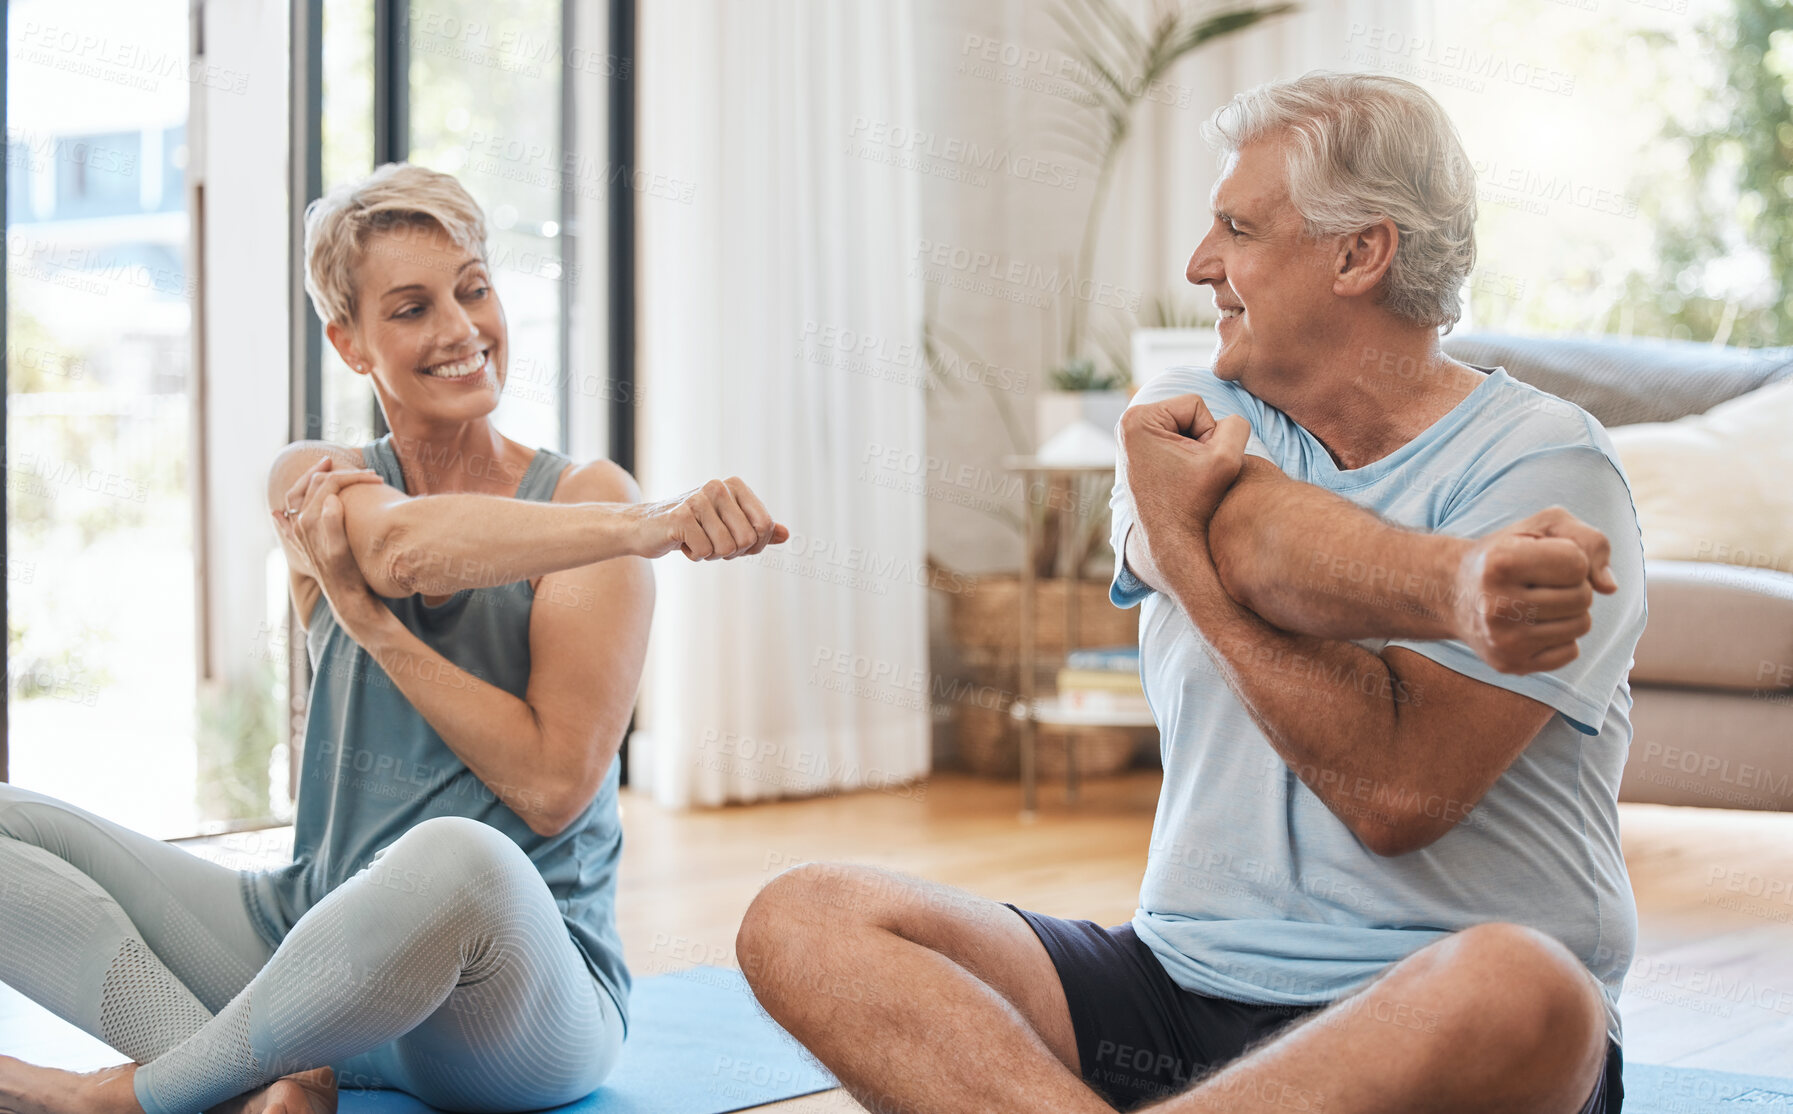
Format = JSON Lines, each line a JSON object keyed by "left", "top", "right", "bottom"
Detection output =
{"left": 1436, "top": 368, "right": 1636, "bottom": 508}
{"left": 1133, "top": 366, "right": 1282, "bottom": 441}
{"left": 1472, "top": 367, "right": 1615, "bottom": 459}
{"left": 1448, "top": 370, "right": 1647, "bottom": 575}
{"left": 1135, "top": 365, "right": 1257, "bottom": 408}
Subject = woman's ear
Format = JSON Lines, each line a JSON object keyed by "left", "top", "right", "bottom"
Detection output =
{"left": 326, "top": 320, "right": 370, "bottom": 376}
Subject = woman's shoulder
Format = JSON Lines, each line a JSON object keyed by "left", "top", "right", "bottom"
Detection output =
{"left": 547, "top": 456, "right": 641, "bottom": 505}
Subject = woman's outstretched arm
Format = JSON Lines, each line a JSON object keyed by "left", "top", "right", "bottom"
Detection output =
{"left": 268, "top": 441, "right": 786, "bottom": 610}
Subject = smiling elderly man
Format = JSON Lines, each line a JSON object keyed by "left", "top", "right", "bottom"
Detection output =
{"left": 737, "top": 72, "right": 1644, "bottom": 1114}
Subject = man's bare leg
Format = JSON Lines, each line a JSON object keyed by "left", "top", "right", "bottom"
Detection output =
{"left": 741, "top": 869, "right": 1607, "bottom": 1114}
{"left": 737, "top": 863, "right": 1113, "bottom": 1114}
{"left": 1160, "top": 922, "right": 1607, "bottom": 1114}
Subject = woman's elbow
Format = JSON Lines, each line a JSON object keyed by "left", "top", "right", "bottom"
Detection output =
{"left": 499, "top": 779, "right": 573, "bottom": 837}
{"left": 377, "top": 522, "right": 424, "bottom": 596}
{"left": 365, "top": 509, "right": 438, "bottom": 596}
{"left": 523, "top": 808, "right": 576, "bottom": 840}
{"left": 521, "top": 752, "right": 607, "bottom": 838}
{"left": 528, "top": 786, "right": 597, "bottom": 838}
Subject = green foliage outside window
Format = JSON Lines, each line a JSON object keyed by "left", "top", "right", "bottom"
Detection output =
{"left": 1622, "top": 0, "right": 1793, "bottom": 346}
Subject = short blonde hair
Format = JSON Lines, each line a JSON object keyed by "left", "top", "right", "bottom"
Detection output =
{"left": 303, "top": 163, "right": 488, "bottom": 328}
{"left": 1205, "top": 72, "right": 1477, "bottom": 332}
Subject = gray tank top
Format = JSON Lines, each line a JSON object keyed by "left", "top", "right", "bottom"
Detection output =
{"left": 244, "top": 436, "right": 630, "bottom": 1023}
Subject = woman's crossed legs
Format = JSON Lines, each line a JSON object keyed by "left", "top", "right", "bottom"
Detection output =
{"left": 0, "top": 785, "right": 621, "bottom": 1114}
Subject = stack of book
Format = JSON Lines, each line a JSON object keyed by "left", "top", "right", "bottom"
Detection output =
{"left": 1056, "top": 646, "right": 1147, "bottom": 716}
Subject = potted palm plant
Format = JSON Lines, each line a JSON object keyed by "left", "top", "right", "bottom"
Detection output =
{"left": 1037, "top": 0, "right": 1296, "bottom": 454}
{"left": 937, "top": 1, "right": 1298, "bottom": 779}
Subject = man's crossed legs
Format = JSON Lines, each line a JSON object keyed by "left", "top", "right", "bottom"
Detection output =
{"left": 738, "top": 864, "right": 1618, "bottom": 1114}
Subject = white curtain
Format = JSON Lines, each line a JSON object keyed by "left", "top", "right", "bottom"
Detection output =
{"left": 630, "top": 0, "right": 930, "bottom": 807}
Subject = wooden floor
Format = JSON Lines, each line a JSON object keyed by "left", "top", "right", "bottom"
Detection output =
{"left": 612, "top": 772, "right": 1161, "bottom": 1114}
{"left": 606, "top": 772, "right": 1793, "bottom": 1111}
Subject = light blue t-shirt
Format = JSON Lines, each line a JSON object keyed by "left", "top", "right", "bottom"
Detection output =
{"left": 1109, "top": 365, "right": 1646, "bottom": 1040}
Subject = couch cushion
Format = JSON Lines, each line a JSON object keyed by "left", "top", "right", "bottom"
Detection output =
{"left": 1622, "top": 685, "right": 1793, "bottom": 810}
{"left": 1442, "top": 333, "right": 1793, "bottom": 426}
{"left": 1607, "top": 375, "right": 1793, "bottom": 575}
{"left": 1633, "top": 561, "right": 1793, "bottom": 691}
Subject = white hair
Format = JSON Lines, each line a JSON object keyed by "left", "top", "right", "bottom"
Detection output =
{"left": 1204, "top": 71, "right": 1477, "bottom": 332}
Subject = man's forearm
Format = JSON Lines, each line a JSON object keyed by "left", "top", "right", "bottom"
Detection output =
{"left": 1152, "top": 525, "right": 1448, "bottom": 854}
{"left": 1202, "top": 459, "right": 1469, "bottom": 641}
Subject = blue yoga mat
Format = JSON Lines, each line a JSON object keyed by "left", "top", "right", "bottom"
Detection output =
{"left": 335, "top": 967, "right": 835, "bottom": 1113}
{"left": 1624, "top": 1063, "right": 1793, "bottom": 1113}
{"left": 9, "top": 973, "right": 1793, "bottom": 1112}
{"left": 0, "top": 966, "right": 834, "bottom": 1114}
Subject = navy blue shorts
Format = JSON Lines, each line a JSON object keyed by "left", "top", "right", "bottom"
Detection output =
{"left": 1010, "top": 907, "right": 1623, "bottom": 1112}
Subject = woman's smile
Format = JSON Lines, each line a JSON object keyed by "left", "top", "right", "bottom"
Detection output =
{"left": 419, "top": 347, "right": 493, "bottom": 381}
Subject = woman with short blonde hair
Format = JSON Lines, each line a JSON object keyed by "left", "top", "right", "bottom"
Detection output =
{"left": 0, "top": 163, "right": 786, "bottom": 1114}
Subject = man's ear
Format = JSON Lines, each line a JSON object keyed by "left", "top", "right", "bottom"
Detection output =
{"left": 1332, "top": 218, "right": 1399, "bottom": 300}
{"left": 326, "top": 321, "right": 370, "bottom": 376}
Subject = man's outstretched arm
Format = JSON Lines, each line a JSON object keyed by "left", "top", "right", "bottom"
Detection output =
{"left": 1116, "top": 395, "right": 1616, "bottom": 674}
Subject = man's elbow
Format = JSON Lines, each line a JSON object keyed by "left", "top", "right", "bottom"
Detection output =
{"left": 1206, "top": 475, "right": 1280, "bottom": 610}
{"left": 1210, "top": 528, "right": 1264, "bottom": 611}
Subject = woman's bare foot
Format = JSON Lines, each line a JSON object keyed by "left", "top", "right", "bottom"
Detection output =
{"left": 0, "top": 1055, "right": 142, "bottom": 1114}
{"left": 207, "top": 1067, "right": 338, "bottom": 1114}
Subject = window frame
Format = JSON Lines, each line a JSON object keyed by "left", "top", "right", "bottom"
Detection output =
{"left": 2, "top": 0, "right": 11, "bottom": 784}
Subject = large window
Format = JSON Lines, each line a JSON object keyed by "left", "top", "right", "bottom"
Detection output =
{"left": 1419, "top": 0, "right": 1793, "bottom": 345}
{"left": 6, "top": 0, "right": 199, "bottom": 836}
{"left": 5, "top": 0, "right": 611, "bottom": 836}
{"left": 313, "top": 0, "right": 569, "bottom": 453}
{"left": 409, "top": 0, "right": 568, "bottom": 451}
{"left": 317, "top": 0, "right": 380, "bottom": 448}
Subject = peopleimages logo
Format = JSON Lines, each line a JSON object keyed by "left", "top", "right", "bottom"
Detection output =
{"left": 1473, "top": 159, "right": 1638, "bottom": 219}
{"left": 1343, "top": 24, "right": 1576, "bottom": 97}
{"left": 909, "top": 239, "right": 1140, "bottom": 312}
{"left": 846, "top": 118, "right": 1081, "bottom": 190}
{"left": 11, "top": 21, "right": 251, "bottom": 94}
{"left": 796, "top": 320, "right": 1027, "bottom": 394}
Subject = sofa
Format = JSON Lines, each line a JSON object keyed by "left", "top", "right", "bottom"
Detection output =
{"left": 1442, "top": 333, "right": 1793, "bottom": 812}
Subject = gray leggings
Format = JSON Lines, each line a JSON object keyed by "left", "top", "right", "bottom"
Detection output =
{"left": 0, "top": 783, "right": 622, "bottom": 1113}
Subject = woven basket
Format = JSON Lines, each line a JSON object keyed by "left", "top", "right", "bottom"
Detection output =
{"left": 948, "top": 574, "right": 1137, "bottom": 660}
{"left": 953, "top": 701, "right": 1142, "bottom": 779}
